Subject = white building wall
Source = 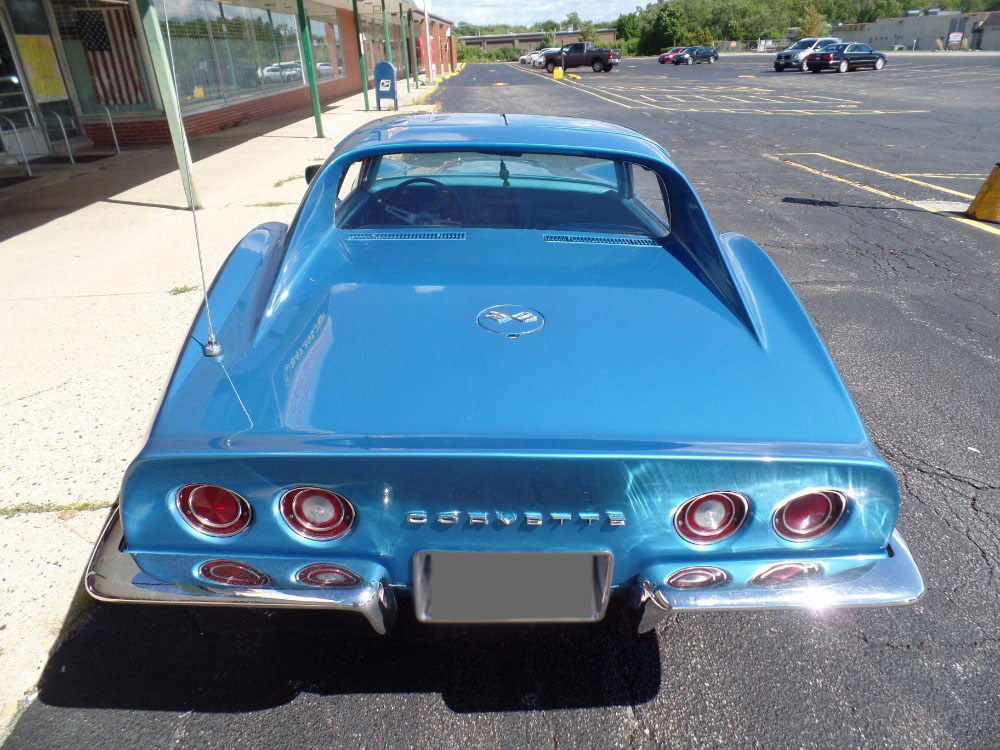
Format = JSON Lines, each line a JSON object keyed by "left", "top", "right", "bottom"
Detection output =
{"left": 836, "top": 12, "right": 1000, "bottom": 51}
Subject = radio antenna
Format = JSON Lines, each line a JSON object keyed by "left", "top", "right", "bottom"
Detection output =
{"left": 163, "top": 0, "right": 222, "bottom": 357}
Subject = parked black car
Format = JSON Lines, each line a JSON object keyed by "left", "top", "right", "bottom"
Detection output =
{"left": 805, "top": 43, "right": 887, "bottom": 73}
{"left": 672, "top": 46, "right": 719, "bottom": 65}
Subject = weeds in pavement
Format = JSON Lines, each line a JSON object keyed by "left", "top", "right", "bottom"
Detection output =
{"left": 274, "top": 174, "right": 303, "bottom": 188}
{"left": 169, "top": 284, "right": 198, "bottom": 295}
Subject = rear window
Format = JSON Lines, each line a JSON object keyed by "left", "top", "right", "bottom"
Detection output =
{"left": 334, "top": 150, "right": 671, "bottom": 237}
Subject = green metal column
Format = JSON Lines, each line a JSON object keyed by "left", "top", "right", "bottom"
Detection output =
{"left": 398, "top": 4, "right": 410, "bottom": 92}
{"left": 134, "top": 0, "right": 200, "bottom": 208}
{"left": 351, "top": 0, "right": 369, "bottom": 111}
{"left": 380, "top": 0, "right": 392, "bottom": 64}
{"left": 295, "top": 0, "right": 324, "bottom": 138}
{"left": 407, "top": 10, "right": 418, "bottom": 87}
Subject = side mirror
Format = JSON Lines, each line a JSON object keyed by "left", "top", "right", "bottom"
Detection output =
{"left": 305, "top": 164, "right": 321, "bottom": 183}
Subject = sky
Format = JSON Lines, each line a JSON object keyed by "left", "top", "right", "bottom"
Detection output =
{"left": 425, "top": 1, "right": 638, "bottom": 26}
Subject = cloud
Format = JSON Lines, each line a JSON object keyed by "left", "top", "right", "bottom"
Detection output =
{"left": 428, "top": 0, "right": 637, "bottom": 26}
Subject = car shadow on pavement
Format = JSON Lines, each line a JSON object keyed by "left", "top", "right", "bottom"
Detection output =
{"left": 34, "top": 595, "right": 661, "bottom": 714}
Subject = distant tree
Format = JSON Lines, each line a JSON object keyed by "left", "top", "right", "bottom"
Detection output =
{"left": 800, "top": 4, "right": 823, "bottom": 36}
{"left": 638, "top": 3, "right": 686, "bottom": 53}
{"left": 856, "top": 0, "right": 906, "bottom": 23}
{"left": 614, "top": 12, "right": 642, "bottom": 39}
{"left": 565, "top": 11, "right": 581, "bottom": 30}
{"left": 579, "top": 21, "right": 600, "bottom": 43}
{"left": 539, "top": 19, "right": 560, "bottom": 32}
{"left": 540, "top": 30, "right": 556, "bottom": 47}
{"left": 683, "top": 26, "right": 714, "bottom": 46}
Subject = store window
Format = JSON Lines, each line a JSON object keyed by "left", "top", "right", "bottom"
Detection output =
{"left": 49, "top": 0, "right": 153, "bottom": 115}
{"left": 6, "top": 0, "right": 79, "bottom": 137}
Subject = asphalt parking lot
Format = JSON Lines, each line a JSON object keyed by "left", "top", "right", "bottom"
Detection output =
{"left": 4, "top": 54, "right": 999, "bottom": 749}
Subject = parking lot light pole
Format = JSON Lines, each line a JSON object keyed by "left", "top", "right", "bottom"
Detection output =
{"left": 295, "top": 0, "right": 324, "bottom": 138}
{"left": 351, "top": 0, "right": 370, "bottom": 111}
{"left": 398, "top": 5, "right": 410, "bottom": 92}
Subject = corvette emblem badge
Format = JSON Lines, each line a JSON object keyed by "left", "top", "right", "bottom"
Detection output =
{"left": 477, "top": 305, "right": 545, "bottom": 337}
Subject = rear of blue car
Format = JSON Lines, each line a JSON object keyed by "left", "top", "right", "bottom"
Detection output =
{"left": 85, "top": 114, "right": 922, "bottom": 632}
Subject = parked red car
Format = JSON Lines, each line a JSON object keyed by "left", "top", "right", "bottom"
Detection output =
{"left": 658, "top": 47, "right": 686, "bottom": 64}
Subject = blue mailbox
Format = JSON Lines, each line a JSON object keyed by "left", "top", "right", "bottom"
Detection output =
{"left": 374, "top": 61, "right": 398, "bottom": 111}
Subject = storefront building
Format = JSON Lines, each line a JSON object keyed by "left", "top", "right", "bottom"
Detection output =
{"left": 0, "top": 0, "right": 455, "bottom": 158}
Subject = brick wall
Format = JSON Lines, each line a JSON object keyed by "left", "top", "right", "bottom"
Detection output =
{"left": 84, "top": 8, "right": 364, "bottom": 147}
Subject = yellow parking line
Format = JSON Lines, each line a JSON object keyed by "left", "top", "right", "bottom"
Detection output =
{"left": 766, "top": 155, "right": 1000, "bottom": 238}
{"left": 779, "top": 152, "right": 976, "bottom": 200}
{"left": 900, "top": 173, "right": 988, "bottom": 179}
{"left": 504, "top": 63, "right": 636, "bottom": 108}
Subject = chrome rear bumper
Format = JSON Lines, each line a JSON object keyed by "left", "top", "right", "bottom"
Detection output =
{"left": 634, "top": 529, "right": 924, "bottom": 632}
{"left": 87, "top": 508, "right": 922, "bottom": 635}
{"left": 85, "top": 508, "right": 397, "bottom": 633}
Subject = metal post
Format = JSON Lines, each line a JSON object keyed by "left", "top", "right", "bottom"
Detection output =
{"left": 295, "top": 0, "right": 324, "bottom": 138}
{"left": 102, "top": 106, "right": 120, "bottom": 154}
{"left": 134, "top": 0, "right": 200, "bottom": 208}
{"left": 380, "top": 0, "right": 392, "bottom": 65}
{"left": 407, "top": 10, "right": 418, "bottom": 88}
{"left": 351, "top": 0, "right": 369, "bottom": 111}
{"left": 398, "top": 5, "right": 410, "bottom": 93}
{"left": 422, "top": 1, "right": 433, "bottom": 80}
{"left": 43, "top": 111, "right": 74, "bottom": 164}
{"left": 0, "top": 115, "right": 32, "bottom": 177}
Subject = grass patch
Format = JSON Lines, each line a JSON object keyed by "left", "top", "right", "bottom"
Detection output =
{"left": 169, "top": 284, "right": 198, "bottom": 295}
{"left": 247, "top": 201, "right": 295, "bottom": 208}
{"left": 0, "top": 501, "right": 114, "bottom": 518}
{"left": 273, "top": 174, "right": 303, "bottom": 188}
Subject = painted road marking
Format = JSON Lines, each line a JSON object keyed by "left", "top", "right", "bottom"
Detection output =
{"left": 767, "top": 154, "right": 1000, "bottom": 238}
{"left": 504, "top": 63, "right": 637, "bottom": 108}
{"left": 778, "top": 152, "right": 976, "bottom": 200}
{"left": 504, "top": 61, "right": 929, "bottom": 115}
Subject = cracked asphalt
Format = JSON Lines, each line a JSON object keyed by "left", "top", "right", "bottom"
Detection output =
{"left": 4, "top": 55, "right": 998, "bottom": 749}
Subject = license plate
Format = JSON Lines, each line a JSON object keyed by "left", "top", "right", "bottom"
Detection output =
{"left": 413, "top": 551, "right": 613, "bottom": 623}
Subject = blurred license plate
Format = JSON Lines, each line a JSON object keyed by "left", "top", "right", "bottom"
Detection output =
{"left": 413, "top": 551, "right": 613, "bottom": 623}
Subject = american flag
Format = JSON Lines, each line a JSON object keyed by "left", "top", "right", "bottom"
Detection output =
{"left": 76, "top": 9, "right": 145, "bottom": 106}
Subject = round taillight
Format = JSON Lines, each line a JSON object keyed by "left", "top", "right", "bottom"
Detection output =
{"left": 296, "top": 563, "right": 361, "bottom": 588}
{"left": 280, "top": 488, "right": 355, "bottom": 541}
{"left": 674, "top": 492, "right": 748, "bottom": 545}
{"left": 749, "top": 561, "right": 821, "bottom": 587}
{"left": 666, "top": 566, "right": 729, "bottom": 590}
{"left": 773, "top": 490, "right": 847, "bottom": 542}
{"left": 198, "top": 560, "right": 269, "bottom": 587}
{"left": 177, "top": 485, "right": 252, "bottom": 536}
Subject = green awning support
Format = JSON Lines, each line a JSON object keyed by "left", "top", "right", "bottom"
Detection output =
{"left": 398, "top": 4, "right": 410, "bottom": 92}
{"left": 295, "top": 0, "right": 324, "bottom": 138}
{"left": 407, "top": 10, "right": 419, "bottom": 88}
{"left": 351, "top": 0, "right": 369, "bottom": 111}
{"left": 381, "top": 0, "right": 392, "bottom": 64}
{"left": 134, "top": 0, "right": 200, "bottom": 208}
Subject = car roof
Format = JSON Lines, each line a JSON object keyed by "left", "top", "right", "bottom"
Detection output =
{"left": 331, "top": 113, "right": 674, "bottom": 164}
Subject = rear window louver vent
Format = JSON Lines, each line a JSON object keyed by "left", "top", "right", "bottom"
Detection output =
{"left": 346, "top": 231, "right": 466, "bottom": 241}
{"left": 543, "top": 234, "right": 658, "bottom": 246}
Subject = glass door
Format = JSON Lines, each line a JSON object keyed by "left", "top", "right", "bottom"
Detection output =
{"left": 0, "top": 5, "right": 49, "bottom": 159}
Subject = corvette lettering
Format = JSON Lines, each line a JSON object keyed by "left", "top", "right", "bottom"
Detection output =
{"left": 406, "top": 510, "right": 625, "bottom": 527}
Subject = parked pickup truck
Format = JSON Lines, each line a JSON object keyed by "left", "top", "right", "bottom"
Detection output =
{"left": 543, "top": 42, "right": 622, "bottom": 73}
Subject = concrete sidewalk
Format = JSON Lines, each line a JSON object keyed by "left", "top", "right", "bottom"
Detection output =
{"left": 0, "top": 76, "right": 446, "bottom": 737}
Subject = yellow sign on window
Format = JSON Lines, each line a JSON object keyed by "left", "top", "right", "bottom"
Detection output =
{"left": 15, "top": 34, "right": 69, "bottom": 103}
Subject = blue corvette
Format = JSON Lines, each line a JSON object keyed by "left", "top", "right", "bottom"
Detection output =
{"left": 86, "top": 114, "right": 923, "bottom": 633}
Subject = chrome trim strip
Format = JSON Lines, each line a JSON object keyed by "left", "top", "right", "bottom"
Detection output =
{"left": 85, "top": 508, "right": 397, "bottom": 634}
{"left": 636, "top": 529, "right": 923, "bottom": 614}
